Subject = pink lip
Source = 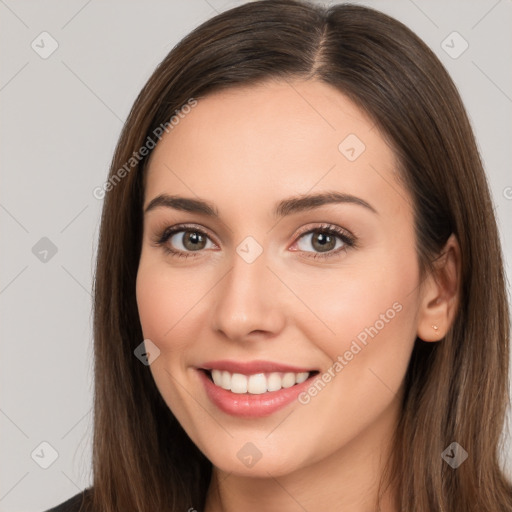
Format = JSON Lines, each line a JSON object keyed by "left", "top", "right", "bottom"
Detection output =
{"left": 197, "top": 367, "right": 317, "bottom": 418}
{"left": 199, "top": 359, "right": 315, "bottom": 375}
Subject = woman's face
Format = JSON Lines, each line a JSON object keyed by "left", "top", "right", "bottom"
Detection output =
{"left": 136, "top": 79, "right": 425, "bottom": 478}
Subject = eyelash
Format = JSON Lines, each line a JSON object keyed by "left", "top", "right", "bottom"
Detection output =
{"left": 152, "top": 223, "right": 357, "bottom": 261}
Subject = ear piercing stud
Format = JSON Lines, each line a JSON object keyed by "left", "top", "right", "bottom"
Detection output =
{"left": 432, "top": 324, "right": 439, "bottom": 331}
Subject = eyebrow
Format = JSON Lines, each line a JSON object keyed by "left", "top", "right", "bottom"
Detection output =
{"left": 144, "top": 191, "right": 378, "bottom": 218}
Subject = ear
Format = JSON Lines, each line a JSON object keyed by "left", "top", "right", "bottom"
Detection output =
{"left": 416, "top": 234, "right": 461, "bottom": 342}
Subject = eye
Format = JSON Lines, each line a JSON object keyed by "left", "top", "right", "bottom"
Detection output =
{"left": 291, "top": 223, "right": 356, "bottom": 260}
{"left": 153, "top": 222, "right": 356, "bottom": 261}
{"left": 153, "top": 224, "right": 216, "bottom": 259}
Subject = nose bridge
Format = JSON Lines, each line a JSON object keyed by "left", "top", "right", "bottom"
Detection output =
{"left": 211, "top": 237, "right": 286, "bottom": 340}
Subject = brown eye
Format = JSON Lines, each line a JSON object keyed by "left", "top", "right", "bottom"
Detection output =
{"left": 310, "top": 232, "right": 338, "bottom": 252}
{"left": 295, "top": 229, "right": 347, "bottom": 254}
{"left": 291, "top": 224, "right": 356, "bottom": 260}
{"left": 169, "top": 230, "right": 212, "bottom": 252}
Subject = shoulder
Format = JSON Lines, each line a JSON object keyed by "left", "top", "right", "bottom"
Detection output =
{"left": 43, "top": 488, "right": 93, "bottom": 512}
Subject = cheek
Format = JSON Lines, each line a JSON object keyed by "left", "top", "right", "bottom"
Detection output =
{"left": 136, "top": 260, "right": 192, "bottom": 352}
{"left": 136, "top": 265, "right": 167, "bottom": 354}
{"left": 292, "top": 247, "right": 420, "bottom": 384}
{"left": 136, "top": 255, "right": 218, "bottom": 366}
{"left": 136, "top": 266, "right": 171, "bottom": 341}
{"left": 135, "top": 260, "right": 200, "bottom": 417}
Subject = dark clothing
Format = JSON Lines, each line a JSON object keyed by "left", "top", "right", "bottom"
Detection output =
{"left": 44, "top": 488, "right": 91, "bottom": 512}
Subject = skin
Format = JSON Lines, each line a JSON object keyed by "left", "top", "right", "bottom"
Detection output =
{"left": 136, "top": 79, "right": 460, "bottom": 512}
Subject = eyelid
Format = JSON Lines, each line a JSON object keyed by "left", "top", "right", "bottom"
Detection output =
{"left": 293, "top": 222, "right": 355, "bottom": 242}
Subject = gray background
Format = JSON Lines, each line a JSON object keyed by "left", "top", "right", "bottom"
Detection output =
{"left": 1, "top": 1, "right": 511, "bottom": 510}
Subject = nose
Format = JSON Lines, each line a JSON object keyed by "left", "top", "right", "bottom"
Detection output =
{"left": 211, "top": 245, "right": 287, "bottom": 343}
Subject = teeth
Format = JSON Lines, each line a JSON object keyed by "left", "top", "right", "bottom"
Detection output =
{"left": 231, "top": 373, "right": 247, "bottom": 394}
{"left": 282, "top": 372, "right": 296, "bottom": 388}
{"left": 209, "top": 369, "right": 310, "bottom": 394}
{"left": 248, "top": 373, "right": 267, "bottom": 394}
{"left": 267, "top": 372, "right": 282, "bottom": 392}
{"left": 221, "top": 370, "right": 231, "bottom": 390}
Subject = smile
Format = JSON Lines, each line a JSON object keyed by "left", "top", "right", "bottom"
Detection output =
{"left": 196, "top": 360, "right": 320, "bottom": 417}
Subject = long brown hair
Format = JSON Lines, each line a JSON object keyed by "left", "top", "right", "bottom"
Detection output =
{"left": 87, "top": 1, "right": 512, "bottom": 510}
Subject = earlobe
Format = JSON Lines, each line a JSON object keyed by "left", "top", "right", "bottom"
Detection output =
{"left": 416, "top": 234, "right": 461, "bottom": 342}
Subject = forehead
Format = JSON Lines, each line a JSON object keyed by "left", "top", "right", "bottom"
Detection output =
{"left": 144, "top": 79, "right": 409, "bottom": 222}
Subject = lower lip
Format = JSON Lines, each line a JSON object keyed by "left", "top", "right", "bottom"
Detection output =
{"left": 197, "top": 369, "right": 315, "bottom": 418}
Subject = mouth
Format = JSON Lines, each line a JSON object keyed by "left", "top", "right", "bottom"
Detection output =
{"left": 196, "top": 361, "right": 321, "bottom": 417}
{"left": 199, "top": 368, "right": 320, "bottom": 395}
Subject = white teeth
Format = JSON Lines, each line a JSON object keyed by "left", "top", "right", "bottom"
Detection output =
{"left": 248, "top": 373, "right": 267, "bottom": 394}
{"left": 282, "top": 372, "right": 296, "bottom": 388}
{"left": 209, "top": 370, "right": 311, "bottom": 394}
{"left": 296, "top": 372, "right": 308, "bottom": 384}
{"left": 221, "top": 370, "right": 231, "bottom": 390}
{"left": 267, "top": 372, "right": 282, "bottom": 392}
{"left": 211, "top": 370, "right": 225, "bottom": 389}
{"left": 231, "top": 373, "right": 248, "bottom": 394}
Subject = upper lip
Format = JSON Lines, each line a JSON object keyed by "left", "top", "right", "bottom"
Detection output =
{"left": 199, "top": 360, "right": 317, "bottom": 375}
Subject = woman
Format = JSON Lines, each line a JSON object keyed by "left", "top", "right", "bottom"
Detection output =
{"left": 45, "top": 0, "right": 512, "bottom": 511}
